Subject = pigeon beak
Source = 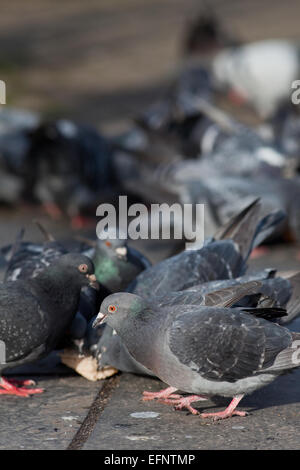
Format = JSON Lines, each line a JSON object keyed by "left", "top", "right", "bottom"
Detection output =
{"left": 115, "top": 246, "right": 127, "bottom": 259}
{"left": 87, "top": 274, "right": 99, "bottom": 290}
{"left": 93, "top": 313, "right": 107, "bottom": 328}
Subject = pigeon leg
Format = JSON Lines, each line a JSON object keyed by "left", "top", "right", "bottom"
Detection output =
{"left": 250, "top": 246, "right": 269, "bottom": 259}
{"left": 42, "top": 202, "right": 63, "bottom": 220}
{"left": 159, "top": 394, "right": 208, "bottom": 415}
{"left": 0, "top": 377, "right": 44, "bottom": 396}
{"left": 142, "top": 386, "right": 181, "bottom": 402}
{"left": 71, "top": 215, "right": 94, "bottom": 230}
{"left": 200, "top": 395, "right": 247, "bottom": 421}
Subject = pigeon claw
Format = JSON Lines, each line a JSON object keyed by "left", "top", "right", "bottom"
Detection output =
{"left": 157, "top": 394, "right": 208, "bottom": 415}
{"left": 0, "top": 377, "right": 44, "bottom": 397}
{"left": 0, "top": 387, "right": 44, "bottom": 397}
{"left": 142, "top": 386, "right": 179, "bottom": 402}
{"left": 175, "top": 404, "right": 199, "bottom": 416}
{"left": 200, "top": 409, "right": 248, "bottom": 421}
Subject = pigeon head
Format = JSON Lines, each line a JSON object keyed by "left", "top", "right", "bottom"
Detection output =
{"left": 47, "top": 253, "right": 98, "bottom": 289}
{"left": 93, "top": 293, "right": 148, "bottom": 329}
{"left": 97, "top": 227, "right": 128, "bottom": 259}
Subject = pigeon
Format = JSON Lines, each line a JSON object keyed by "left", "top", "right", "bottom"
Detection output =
{"left": 97, "top": 272, "right": 300, "bottom": 375}
{"left": 212, "top": 39, "right": 300, "bottom": 119}
{"left": 129, "top": 199, "right": 285, "bottom": 298}
{"left": 115, "top": 61, "right": 214, "bottom": 162}
{"left": 94, "top": 292, "right": 300, "bottom": 420}
{"left": 1, "top": 226, "right": 107, "bottom": 348}
{"left": 24, "top": 119, "right": 115, "bottom": 221}
{"left": 0, "top": 253, "right": 97, "bottom": 396}
{"left": 182, "top": 11, "right": 238, "bottom": 57}
{"left": 155, "top": 98, "right": 294, "bottom": 178}
{"left": 3, "top": 226, "right": 67, "bottom": 283}
{"left": 92, "top": 228, "right": 151, "bottom": 293}
{"left": 180, "top": 176, "right": 300, "bottom": 243}
{"left": 95, "top": 201, "right": 289, "bottom": 375}
{"left": 0, "top": 107, "right": 40, "bottom": 206}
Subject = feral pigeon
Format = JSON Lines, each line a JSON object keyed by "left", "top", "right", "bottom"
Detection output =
{"left": 94, "top": 292, "right": 300, "bottom": 420}
{"left": 1, "top": 227, "right": 107, "bottom": 348}
{"left": 0, "top": 253, "right": 97, "bottom": 396}
{"left": 24, "top": 119, "right": 114, "bottom": 219}
{"left": 129, "top": 199, "right": 284, "bottom": 298}
{"left": 212, "top": 40, "right": 300, "bottom": 119}
{"left": 97, "top": 272, "right": 300, "bottom": 376}
{"left": 96, "top": 202, "right": 292, "bottom": 376}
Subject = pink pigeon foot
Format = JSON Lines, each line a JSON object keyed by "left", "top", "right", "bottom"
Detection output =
{"left": 42, "top": 202, "right": 63, "bottom": 220}
{"left": 0, "top": 377, "right": 44, "bottom": 397}
{"left": 200, "top": 395, "right": 247, "bottom": 421}
{"left": 71, "top": 215, "right": 95, "bottom": 230}
{"left": 142, "top": 386, "right": 181, "bottom": 402}
{"left": 250, "top": 246, "right": 269, "bottom": 259}
{"left": 158, "top": 394, "right": 208, "bottom": 415}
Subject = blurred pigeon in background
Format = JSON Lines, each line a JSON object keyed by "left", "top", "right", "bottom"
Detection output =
{"left": 23, "top": 119, "right": 116, "bottom": 223}
{"left": 0, "top": 108, "right": 39, "bottom": 205}
{"left": 212, "top": 40, "right": 300, "bottom": 119}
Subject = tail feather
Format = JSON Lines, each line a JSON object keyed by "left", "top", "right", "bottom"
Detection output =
{"left": 279, "top": 272, "right": 300, "bottom": 324}
{"left": 267, "top": 332, "right": 300, "bottom": 371}
{"left": 3, "top": 228, "right": 25, "bottom": 281}
{"left": 213, "top": 198, "right": 260, "bottom": 244}
{"left": 242, "top": 307, "right": 287, "bottom": 321}
{"left": 214, "top": 198, "right": 286, "bottom": 262}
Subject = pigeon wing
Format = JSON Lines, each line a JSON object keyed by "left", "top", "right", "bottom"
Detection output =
{"left": 0, "top": 282, "right": 50, "bottom": 364}
{"left": 168, "top": 307, "right": 291, "bottom": 382}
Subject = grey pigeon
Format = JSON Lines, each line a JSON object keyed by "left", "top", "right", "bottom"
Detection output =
{"left": 97, "top": 272, "right": 300, "bottom": 375}
{"left": 0, "top": 253, "right": 97, "bottom": 396}
{"left": 1, "top": 227, "right": 109, "bottom": 349}
{"left": 94, "top": 200, "right": 286, "bottom": 374}
{"left": 128, "top": 199, "right": 284, "bottom": 298}
{"left": 94, "top": 292, "right": 300, "bottom": 420}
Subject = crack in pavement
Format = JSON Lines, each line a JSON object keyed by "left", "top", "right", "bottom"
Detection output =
{"left": 68, "top": 374, "right": 120, "bottom": 450}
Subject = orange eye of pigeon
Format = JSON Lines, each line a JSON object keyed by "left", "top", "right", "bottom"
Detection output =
{"left": 105, "top": 241, "right": 112, "bottom": 247}
{"left": 78, "top": 264, "right": 88, "bottom": 273}
{"left": 108, "top": 305, "right": 117, "bottom": 313}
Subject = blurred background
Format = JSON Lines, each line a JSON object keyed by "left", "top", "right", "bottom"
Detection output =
{"left": 0, "top": 0, "right": 300, "bottom": 260}
{"left": 2, "top": 0, "right": 300, "bottom": 132}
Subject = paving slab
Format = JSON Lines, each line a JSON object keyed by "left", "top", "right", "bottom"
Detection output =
{"left": 83, "top": 248, "right": 300, "bottom": 451}
{"left": 0, "top": 372, "right": 102, "bottom": 450}
{"left": 248, "top": 245, "right": 300, "bottom": 273}
{"left": 83, "top": 367, "right": 300, "bottom": 450}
